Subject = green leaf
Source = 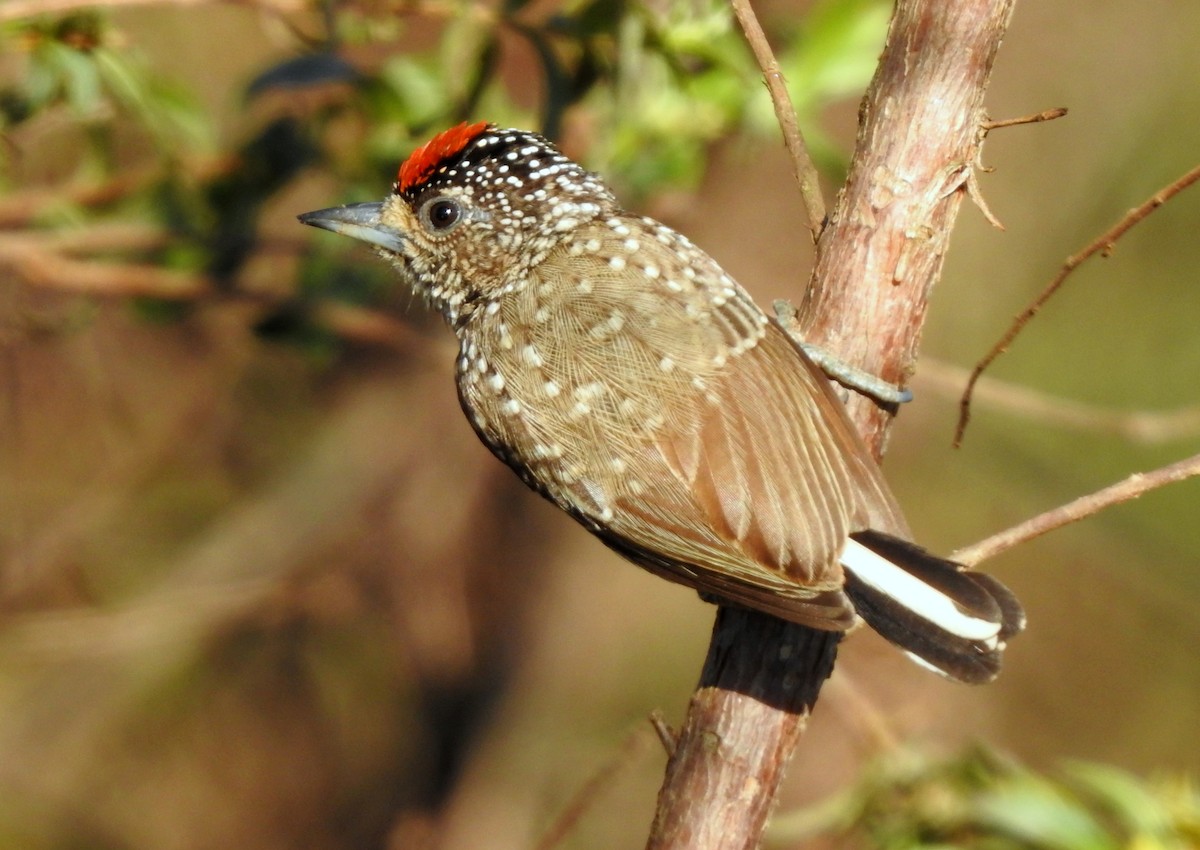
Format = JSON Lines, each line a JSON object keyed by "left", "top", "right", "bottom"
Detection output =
{"left": 1064, "top": 761, "right": 1198, "bottom": 845}
{"left": 92, "top": 47, "right": 208, "bottom": 150}
{"left": 972, "top": 775, "right": 1119, "bottom": 850}
{"left": 52, "top": 42, "right": 102, "bottom": 116}
{"left": 784, "top": 0, "right": 891, "bottom": 106}
{"left": 376, "top": 56, "right": 447, "bottom": 128}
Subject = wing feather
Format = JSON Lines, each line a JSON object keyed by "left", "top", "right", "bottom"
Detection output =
{"left": 480, "top": 220, "right": 906, "bottom": 630}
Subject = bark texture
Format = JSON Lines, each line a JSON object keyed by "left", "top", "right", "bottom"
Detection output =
{"left": 645, "top": 1, "right": 1017, "bottom": 847}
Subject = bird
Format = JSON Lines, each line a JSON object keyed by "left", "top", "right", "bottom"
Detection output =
{"left": 299, "top": 121, "right": 1024, "bottom": 683}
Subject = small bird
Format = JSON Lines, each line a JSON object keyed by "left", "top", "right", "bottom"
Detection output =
{"left": 299, "top": 122, "right": 1024, "bottom": 683}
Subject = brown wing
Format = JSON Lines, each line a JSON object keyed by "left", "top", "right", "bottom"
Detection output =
{"left": 475, "top": 217, "right": 907, "bottom": 630}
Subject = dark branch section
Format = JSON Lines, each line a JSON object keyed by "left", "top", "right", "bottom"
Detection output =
{"left": 700, "top": 608, "right": 839, "bottom": 711}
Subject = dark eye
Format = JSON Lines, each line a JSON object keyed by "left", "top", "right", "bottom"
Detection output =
{"left": 423, "top": 198, "right": 461, "bottom": 231}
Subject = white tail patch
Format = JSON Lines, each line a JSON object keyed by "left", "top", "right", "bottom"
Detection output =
{"left": 840, "top": 538, "right": 1001, "bottom": 643}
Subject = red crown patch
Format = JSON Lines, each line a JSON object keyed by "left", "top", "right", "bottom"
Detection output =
{"left": 396, "top": 121, "right": 490, "bottom": 193}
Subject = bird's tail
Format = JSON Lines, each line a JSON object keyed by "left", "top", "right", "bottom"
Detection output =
{"left": 840, "top": 530, "right": 1025, "bottom": 684}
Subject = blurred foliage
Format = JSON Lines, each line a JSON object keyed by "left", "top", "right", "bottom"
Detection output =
{"left": 0, "top": 12, "right": 209, "bottom": 177}
{"left": 0, "top": 0, "right": 890, "bottom": 330}
{"left": 2, "top": 2, "right": 1198, "bottom": 850}
{"left": 769, "top": 747, "right": 1200, "bottom": 850}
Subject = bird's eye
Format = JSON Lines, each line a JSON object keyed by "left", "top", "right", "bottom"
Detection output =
{"left": 422, "top": 198, "right": 461, "bottom": 232}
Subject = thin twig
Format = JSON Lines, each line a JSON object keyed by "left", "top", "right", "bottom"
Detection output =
{"left": 965, "top": 166, "right": 1006, "bottom": 230}
{"left": 532, "top": 727, "right": 652, "bottom": 850}
{"left": 981, "top": 107, "right": 1068, "bottom": 132}
{"left": 648, "top": 710, "right": 677, "bottom": 756}
{"left": 950, "top": 452, "right": 1200, "bottom": 566}
{"left": 729, "top": 0, "right": 826, "bottom": 239}
{"left": 822, "top": 671, "right": 898, "bottom": 753}
{"left": 917, "top": 358, "right": 1200, "bottom": 444}
{"left": 955, "top": 162, "right": 1200, "bottom": 447}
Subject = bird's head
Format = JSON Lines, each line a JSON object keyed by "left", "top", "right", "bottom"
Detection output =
{"left": 299, "top": 122, "right": 618, "bottom": 325}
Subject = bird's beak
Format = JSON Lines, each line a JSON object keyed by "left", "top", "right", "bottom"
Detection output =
{"left": 297, "top": 202, "right": 405, "bottom": 253}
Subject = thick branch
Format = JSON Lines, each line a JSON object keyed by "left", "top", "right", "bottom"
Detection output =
{"left": 645, "top": 1, "right": 1016, "bottom": 847}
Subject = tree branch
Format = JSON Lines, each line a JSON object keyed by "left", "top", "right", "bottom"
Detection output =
{"left": 645, "top": 1, "right": 1017, "bottom": 847}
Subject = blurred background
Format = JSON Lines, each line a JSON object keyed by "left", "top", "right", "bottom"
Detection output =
{"left": 1, "top": 0, "right": 1197, "bottom": 848}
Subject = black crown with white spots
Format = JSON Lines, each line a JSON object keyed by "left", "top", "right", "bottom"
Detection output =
{"left": 394, "top": 124, "right": 616, "bottom": 218}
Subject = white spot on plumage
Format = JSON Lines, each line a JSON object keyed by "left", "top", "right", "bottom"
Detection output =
{"left": 533, "top": 442, "right": 565, "bottom": 460}
{"left": 544, "top": 380, "right": 561, "bottom": 398}
{"left": 521, "top": 345, "right": 544, "bottom": 367}
{"left": 574, "top": 381, "right": 605, "bottom": 400}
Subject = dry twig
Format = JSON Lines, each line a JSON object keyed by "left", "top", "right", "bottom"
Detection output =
{"left": 917, "top": 358, "right": 1200, "bottom": 444}
{"left": 981, "top": 107, "right": 1068, "bottom": 132}
{"left": 532, "top": 727, "right": 653, "bottom": 850}
{"left": 730, "top": 0, "right": 826, "bottom": 239}
{"left": 951, "top": 452, "right": 1200, "bottom": 566}
{"left": 955, "top": 162, "right": 1200, "bottom": 446}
